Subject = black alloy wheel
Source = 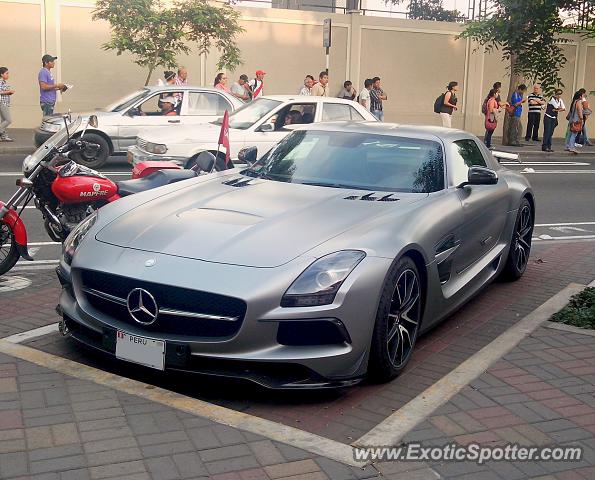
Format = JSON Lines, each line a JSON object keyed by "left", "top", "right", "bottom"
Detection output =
{"left": 369, "top": 256, "right": 423, "bottom": 382}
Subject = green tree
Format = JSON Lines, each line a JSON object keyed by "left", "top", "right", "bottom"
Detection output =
{"left": 93, "top": 0, "right": 244, "bottom": 86}
{"left": 459, "top": 0, "right": 594, "bottom": 145}
{"left": 388, "top": 0, "right": 462, "bottom": 22}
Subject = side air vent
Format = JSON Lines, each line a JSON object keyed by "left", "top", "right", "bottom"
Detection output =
{"left": 344, "top": 193, "right": 399, "bottom": 202}
{"left": 223, "top": 177, "right": 253, "bottom": 188}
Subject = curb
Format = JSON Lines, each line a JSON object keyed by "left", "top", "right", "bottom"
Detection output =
{"left": 0, "top": 146, "right": 35, "bottom": 155}
{"left": 544, "top": 320, "right": 595, "bottom": 337}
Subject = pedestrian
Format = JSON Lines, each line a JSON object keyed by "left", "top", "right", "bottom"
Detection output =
{"left": 176, "top": 66, "right": 188, "bottom": 86}
{"left": 525, "top": 83, "right": 546, "bottom": 142}
{"left": 370, "top": 76, "right": 387, "bottom": 121}
{"left": 507, "top": 84, "right": 527, "bottom": 146}
{"left": 311, "top": 71, "right": 329, "bottom": 97}
{"left": 231, "top": 74, "right": 251, "bottom": 101}
{"left": 541, "top": 89, "right": 565, "bottom": 153}
{"left": 249, "top": 70, "right": 266, "bottom": 99}
{"left": 164, "top": 71, "right": 176, "bottom": 85}
{"left": 359, "top": 79, "right": 372, "bottom": 111}
{"left": 577, "top": 94, "right": 593, "bottom": 146}
{"left": 565, "top": 89, "right": 586, "bottom": 150}
{"left": 337, "top": 80, "right": 356, "bottom": 101}
{"left": 298, "top": 75, "right": 314, "bottom": 96}
{"left": 484, "top": 89, "right": 498, "bottom": 149}
{"left": 439, "top": 81, "right": 459, "bottom": 128}
{"left": 214, "top": 72, "right": 230, "bottom": 93}
{"left": 0, "top": 67, "right": 14, "bottom": 142}
{"left": 566, "top": 90, "right": 585, "bottom": 155}
{"left": 38, "top": 54, "right": 66, "bottom": 116}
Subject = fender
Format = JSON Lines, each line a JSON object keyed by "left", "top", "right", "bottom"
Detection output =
{"left": 0, "top": 202, "right": 33, "bottom": 261}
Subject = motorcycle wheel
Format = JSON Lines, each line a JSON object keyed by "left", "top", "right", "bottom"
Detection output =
{"left": 71, "top": 133, "right": 109, "bottom": 169}
{"left": 0, "top": 221, "right": 20, "bottom": 276}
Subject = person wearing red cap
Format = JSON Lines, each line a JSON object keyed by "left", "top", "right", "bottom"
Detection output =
{"left": 248, "top": 70, "right": 265, "bottom": 100}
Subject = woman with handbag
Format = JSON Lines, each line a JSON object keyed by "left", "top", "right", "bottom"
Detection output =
{"left": 484, "top": 89, "right": 498, "bottom": 149}
{"left": 566, "top": 91, "right": 585, "bottom": 154}
{"left": 541, "top": 89, "right": 565, "bottom": 153}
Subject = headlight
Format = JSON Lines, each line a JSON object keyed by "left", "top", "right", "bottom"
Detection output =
{"left": 145, "top": 142, "right": 168, "bottom": 154}
{"left": 62, "top": 212, "right": 98, "bottom": 265}
{"left": 281, "top": 250, "right": 366, "bottom": 307}
{"left": 41, "top": 121, "right": 61, "bottom": 132}
{"left": 22, "top": 155, "right": 36, "bottom": 173}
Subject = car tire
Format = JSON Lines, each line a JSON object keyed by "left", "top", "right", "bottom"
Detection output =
{"left": 499, "top": 197, "right": 534, "bottom": 281}
{"left": 368, "top": 256, "right": 423, "bottom": 383}
{"left": 71, "top": 133, "right": 109, "bottom": 169}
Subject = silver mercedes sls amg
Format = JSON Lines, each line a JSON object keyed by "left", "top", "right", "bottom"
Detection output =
{"left": 57, "top": 122, "right": 535, "bottom": 388}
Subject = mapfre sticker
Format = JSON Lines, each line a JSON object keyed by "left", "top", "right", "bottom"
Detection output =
{"left": 80, "top": 182, "right": 109, "bottom": 197}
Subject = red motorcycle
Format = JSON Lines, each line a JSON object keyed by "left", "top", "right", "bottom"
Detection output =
{"left": 0, "top": 115, "right": 208, "bottom": 275}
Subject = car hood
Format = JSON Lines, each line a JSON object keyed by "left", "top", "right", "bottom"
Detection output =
{"left": 45, "top": 111, "right": 119, "bottom": 123}
{"left": 138, "top": 123, "right": 225, "bottom": 145}
{"left": 96, "top": 175, "right": 426, "bottom": 267}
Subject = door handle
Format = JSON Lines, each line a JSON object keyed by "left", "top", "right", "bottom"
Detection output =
{"left": 168, "top": 119, "right": 180, "bottom": 123}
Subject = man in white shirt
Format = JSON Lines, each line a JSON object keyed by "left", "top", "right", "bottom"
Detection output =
{"left": 310, "top": 71, "right": 329, "bottom": 97}
{"left": 298, "top": 75, "right": 314, "bottom": 96}
{"left": 359, "top": 79, "right": 372, "bottom": 111}
{"left": 249, "top": 70, "right": 265, "bottom": 99}
{"left": 231, "top": 74, "right": 250, "bottom": 101}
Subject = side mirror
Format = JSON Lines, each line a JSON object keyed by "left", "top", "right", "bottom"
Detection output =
{"left": 238, "top": 146, "right": 257, "bottom": 166}
{"left": 193, "top": 151, "right": 216, "bottom": 173}
{"left": 88, "top": 115, "right": 98, "bottom": 128}
{"left": 259, "top": 123, "right": 274, "bottom": 132}
{"left": 458, "top": 166, "right": 498, "bottom": 187}
{"left": 128, "top": 107, "right": 140, "bottom": 117}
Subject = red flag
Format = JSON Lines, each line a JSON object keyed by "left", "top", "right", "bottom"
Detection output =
{"left": 217, "top": 110, "right": 230, "bottom": 167}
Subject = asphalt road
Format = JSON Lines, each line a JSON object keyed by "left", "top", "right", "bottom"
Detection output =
{"left": 1, "top": 151, "right": 594, "bottom": 266}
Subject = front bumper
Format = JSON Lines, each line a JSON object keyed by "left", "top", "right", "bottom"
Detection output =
{"left": 57, "top": 246, "right": 390, "bottom": 389}
{"left": 127, "top": 146, "right": 187, "bottom": 167}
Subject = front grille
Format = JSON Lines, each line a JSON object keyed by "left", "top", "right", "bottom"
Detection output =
{"left": 79, "top": 270, "right": 246, "bottom": 339}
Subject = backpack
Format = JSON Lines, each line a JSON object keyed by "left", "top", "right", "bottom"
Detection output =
{"left": 481, "top": 97, "right": 488, "bottom": 115}
{"left": 434, "top": 93, "right": 445, "bottom": 114}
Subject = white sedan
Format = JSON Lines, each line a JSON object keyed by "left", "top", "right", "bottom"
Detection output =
{"left": 127, "top": 95, "right": 377, "bottom": 168}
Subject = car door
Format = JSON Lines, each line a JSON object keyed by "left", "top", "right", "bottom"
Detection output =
{"left": 118, "top": 92, "right": 182, "bottom": 149}
{"left": 450, "top": 138, "right": 510, "bottom": 273}
{"left": 247, "top": 101, "right": 318, "bottom": 156}
{"left": 182, "top": 91, "right": 233, "bottom": 126}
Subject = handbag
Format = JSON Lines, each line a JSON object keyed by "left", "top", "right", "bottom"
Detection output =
{"left": 505, "top": 104, "right": 515, "bottom": 115}
{"left": 485, "top": 114, "right": 497, "bottom": 131}
{"left": 571, "top": 120, "right": 584, "bottom": 133}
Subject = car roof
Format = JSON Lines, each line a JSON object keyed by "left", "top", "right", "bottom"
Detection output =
{"left": 260, "top": 95, "right": 359, "bottom": 105}
{"left": 292, "top": 121, "right": 475, "bottom": 142}
{"left": 145, "top": 85, "right": 225, "bottom": 93}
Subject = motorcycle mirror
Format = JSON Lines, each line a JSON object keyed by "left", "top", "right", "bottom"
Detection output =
{"left": 88, "top": 115, "right": 98, "bottom": 128}
{"left": 238, "top": 146, "right": 257, "bottom": 167}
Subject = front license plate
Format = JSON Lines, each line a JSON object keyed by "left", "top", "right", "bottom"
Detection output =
{"left": 115, "top": 331, "right": 165, "bottom": 370}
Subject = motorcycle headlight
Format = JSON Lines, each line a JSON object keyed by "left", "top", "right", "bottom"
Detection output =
{"left": 281, "top": 250, "right": 366, "bottom": 307}
{"left": 146, "top": 142, "right": 168, "bottom": 154}
{"left": 62, "top": 212, "right": 98, "bottom": 265}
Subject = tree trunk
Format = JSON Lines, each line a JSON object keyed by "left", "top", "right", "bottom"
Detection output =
{"left": 144, "top": 66, "right": 155, "bottom": 87}
{"left": 502, "top": 54, "right": 524, "bottom": 146}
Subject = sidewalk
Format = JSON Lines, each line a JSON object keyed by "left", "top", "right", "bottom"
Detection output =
{"left": 490, "top": 137, "right": 595, "bottom": 157}
{"left": 0, "top": 129, "right": 36, "bottom": 155}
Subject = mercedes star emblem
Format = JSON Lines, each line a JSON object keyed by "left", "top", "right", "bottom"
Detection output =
{"left": 126, "top": 288, "right": 159, "bottom": 325}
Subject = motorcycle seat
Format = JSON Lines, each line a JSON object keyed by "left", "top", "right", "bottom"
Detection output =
{"left": 117, "top": 169, "right": 197, "bottom": 197}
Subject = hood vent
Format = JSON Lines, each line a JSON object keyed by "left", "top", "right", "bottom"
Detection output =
{"left": 344, "top": 193, "right": 399, "bottom": 202}
{"left": 223, "top": 177, "right": 254, "bottom": 188}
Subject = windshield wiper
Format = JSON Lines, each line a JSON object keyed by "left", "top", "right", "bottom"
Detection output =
{"left": 300, "top": 181, "right": 375, "bottom": 191}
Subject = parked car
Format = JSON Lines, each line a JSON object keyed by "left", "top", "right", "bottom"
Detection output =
{"left": 127, "top": 96, "right": 377, "bottom": 168}
{"left": 34, "top": 86, "right": 243, "bottom": 168}
{"left": 57, "top": 122, "right": 534, "bottom": 389}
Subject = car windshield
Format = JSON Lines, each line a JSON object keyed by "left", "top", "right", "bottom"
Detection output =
{"left": 104, "top": 89, "right": 151, "bottom": 112}
{"left": 246, "top": 130, "right": 445, "bottom": 193}
{"left": 212, "top": 98, "right": 282, "bottom": 130}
